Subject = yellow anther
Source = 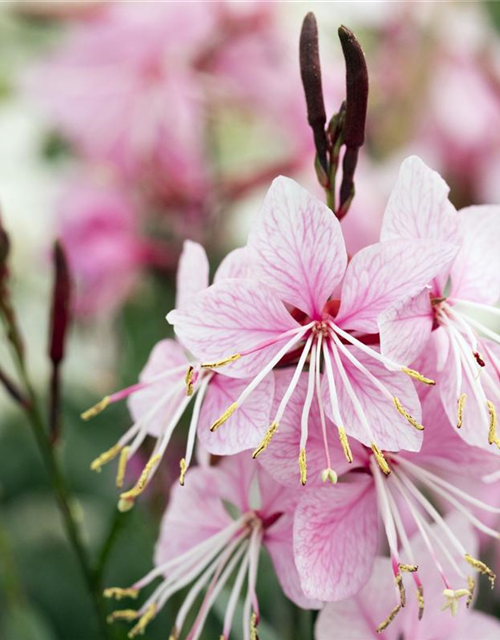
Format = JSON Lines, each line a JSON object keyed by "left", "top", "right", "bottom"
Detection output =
{"left": 399, "top": 563, "right": 418, "bottom": 573}
{"left": 464, "top": 553, "right": 496, "bottom": 588}
{"left": 201, "top": 354, "right": 241, "bottom": 369}
{"left": 250, "top": 612, "right": 258, "bottom": 640}
{"left": 185, "top": 366, "right": 194, "bottom": 396}
{"left": 371, "top": 444, "right": 391, "bottom": 475}
{"left": 393, "top": 397, "right": 424, "bottom": 431}
{"left": 104, "top": 587, "right": 139, "bottom": 600}
{"left": 321, "top": 468, "right": 338, "bottom": 484}
{"left": 81, "top": 396, "right": 110, "bottom": 421}
{"left": 338, "top": 427, "right": 353, "bottom": 463}
{"left": 129, "top": 604, "right": 157, "bottom": 638}
{"left": 417, "top": 585, "right": 424, "bottom": 620}
{"left": 90, "top": 443, "right": 123, "bottom": 473}
{"left": 211, "top": 402, "right": 238, "bottom": 432}
{"left": 299, "top": 449, "right": 307, "bottom": 486}
{"left": 179, "top": 458, "right": 187, "bottom": 486}
{"left": 252, "top": 422, "right": 278, "bottom": 458}
{"left": 169, "top": 629, "right": 179, "bottom": 640}
{"left": 376, "top": 604, "right": 401, "bottom": 633}
{"left": 395, "top": 572, "right": 406, "bottom": 607}
{"left": 466, "top": 576, "right": 475, "bottom": 608}
{"left": 457, "top": 393, "right": 467, "bottom": 429}
{"left": 119, "top": 454, "right": 161, "bottom": 504}
{"left": 487, "top": 401, "right": 500, "bottom": 449}
{"left": 402, "top": 367, "right": 435, "bottom": 386}
{"left": 107, "top": 609, "right": 138, "bottom": 624}
{"left": 116, "top": 446, "right": 130, "bottom": 489}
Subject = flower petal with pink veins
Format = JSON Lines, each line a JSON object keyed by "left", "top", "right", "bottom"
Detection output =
{"left": 450, "top": 206, "right": 500, "bottom": 305}
{"left": 381, "top": 155, "right": 462, "bottom": 247}
{"left": 258, "top": 370, "right": 363, "bottom": 487}
{"left": 335, "top": 239, "right": 458, "bottom": 333}
{"left": 266, "top": 515, "right": 322, "bottom": 610}
{"left": 167, "top": 279, "right": 300, "bottom": 379}
{"left": 176, "top": 240, "right": 210, "bottom": 309}
{"left": 322, "top": 347, "right": 423, "bottom": 453}
{"left": 379, "top": 288, "right": 434, "bottom": 365}
{"left": 247, "top": 176, "right": 347, "bottom": 319}
{"left": 197, "top": 373, "right": 274, "bottom": 455}
{"left": 128, "top": 339, "right": 187, "bottom": 437}
{"left": 294, "top": 477, "right": 378, "bottom": 601}
{"left": 213, "top": 247, "right": 250, "bottom": 282}
{"left": 154, "top": 466, "right": 233, "bottom": 567}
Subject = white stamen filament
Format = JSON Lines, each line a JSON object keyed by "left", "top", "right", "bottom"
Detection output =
{"left": 326, "top": 342, "right": 376, "bottom": 442}
{"left": 300, "top": 341, "right": 317, "bottom": 452}
{"left": 234, "top": 323, "right": 315, "bottom": 409}
{"left": 458, "top": 311, "right": 500, "bottom": 348}
{"left": 134, "top": 518, "right": 245, "bottom": 589}
{"left": 371, "top": 458, "right": 400, "bottom": 562}
{"left": 322, "top": 341, "right": 345, "bottom": 428}
{"left": 329, "top": 321, "right": 402, "bottom": 371}
{"left": 272, "top": 335, "right": 313, "bottom": 424}
{"left": 315, "top": 332, "right": 333, "bottom": 474}
{"left": 182, "top": 373, "right": 212, "bottom": 473}
{"left": 397, "top": 457, "right": 500, "bottom": 515}
{"left": 185, "top": 540, "right": 249, "bottom": 640}
{"left": 222, "top": 546, "right": 252, "bottom": 638}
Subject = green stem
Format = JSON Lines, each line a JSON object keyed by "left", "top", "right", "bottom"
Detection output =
{"left": 94, "top": 509, "right": 127, "bottom": 583}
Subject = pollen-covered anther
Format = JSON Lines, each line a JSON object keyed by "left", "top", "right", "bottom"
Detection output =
{"left": 116, "top": 446, "right": 130, "bottom": 489}
{"left": 179, "top": 458, "right": 187, "bottom": 486}
{"left": 104, "top": 587, "right": 139, "bottom": 600}
{"left": 417, "top": 585, "right": 424, "bottom": 620}
{"left": 299, "top": 448, "right": 307, "bottom": 486}
{"left": 252, "top": 422, "right": 278, "bottom": 459}
{"left": 210, "top": 402, "right": 238, "bottom": 432}
{"left": 441, "top": 588, "right": 470, "bottom": 616}
{"left": 169, "top": 628, "right": 179, "bottom": 640}
{"left": 371, "top": 443, "right": 391, "bottom": 475}
{"left": 201, "top": 354, "right": 241, "bottom": 369}
{"left": 119, "top": 453, "right": 161, "bottom": 506}
{"left": 185, "top": 366, "right": 194, "bottom": 396}
{"left": 107, "top": 609, "right": 138, "bottom": 624}
{"left": 466, "top": 576, "right": 475, "bottom": 608}
{"left": 90, "top": 443, "right": 123, "bottom": 473}
{"left": 81, "top": 396, "right": 111, "bottom": 420}
{"left": 457, "top": 393, "right": 467, "bottom": 429}
{"left": 376, "top": 603, "right": 402, "bottom": 633}
{"left": 464, "top": 553, "right": 496, "bottom": 588}
{"left": 250, "top": 611, "right": 259, "bottom": 640}
{"left": 395, "top": 572, "right": 406, "bottom": 607}
{"left": 338, "top": 427, "right": 353, "bottom": 463}
{"left": 321, "top": 468, "right": 338, "bottom": 484}
{"left": 398, "top": 563, "right": 418, "bottom": 573}
{"left": 128, "top": 603, "right": 157, "bottom": 638}
{"left": 487, "top": 401, "right": 500, "bottom": 449}
{"left": 393, "top": 397, "right": 424, "bottom": 431}
{"left": 402, "top": 367, "right": 435, "bottom": 386}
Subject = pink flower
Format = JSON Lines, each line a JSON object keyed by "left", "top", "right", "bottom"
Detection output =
{"left": 59, "top": 177, "right": 144, "bottom": 317}
{"left": 104, "top": 453, "right": 319, "bottom": 639}
{"left": 315, "top": 514, "right": 500, "bottom": 639}
{"left": 82, "top": 240, "right": 274, "bottom": 509}
{"left": 168, "top": 175, "right": 458, "bottom": 480}
{"left": 288, "top": 392, "right": 499, "bottom": 620}
{"left": 379, "top": 155, "right": 500, "bottom": 451}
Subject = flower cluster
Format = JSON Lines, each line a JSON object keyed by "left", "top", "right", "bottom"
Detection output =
{"left": 85, "top": 155, "right": 500, "bottom": 638}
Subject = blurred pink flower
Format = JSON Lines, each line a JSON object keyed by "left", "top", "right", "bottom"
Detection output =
{"left": 59, "top": 178, "right": 143, "bottom": 317}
